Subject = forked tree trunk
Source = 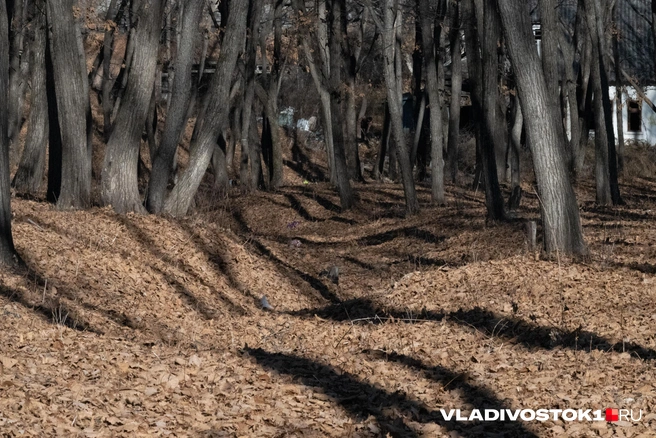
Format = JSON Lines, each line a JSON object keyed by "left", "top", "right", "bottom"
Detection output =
{"left": 101, "top": 0, "right": 124, "bottom": 141}
{"left": 497, "top": 0, "right": 587, "bottom": 255}
{"left": 12, "top": 3, "right": 47, "bottom": 195}
{"left": 147, "top": 0, "right": 204, "bottom": 213}
{"left": 0, "top": 0, "right": 19, "bottom": 265}
{"left": 102, "top": 0, "right": 163, "bottom": 214}
{"left": 46, "top": 0, "right": 92, "bottom": 209}
{"left": 164, "top": 0, "right": 248, "bottom": 216}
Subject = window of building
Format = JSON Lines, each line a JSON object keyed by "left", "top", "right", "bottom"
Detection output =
{"left": 628, "top": 99, "right": 642, "bottom": 132}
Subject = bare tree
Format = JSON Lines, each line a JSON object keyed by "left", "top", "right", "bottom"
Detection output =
{"left": 12, "top": 1, "right": 47, "bottom": 195}
{"left": 0, "top": 0, "right": 19, "bottom": 265}
{"left": 497, "top": 0, "right": 587, "bottom": 255}
{"left": 164, "top": 0, "right": 249, "bottom": 216}
{"left": 102, "top": 0, "right": 163, "bottom": 213}
{"left": 47, "top": 0, "right": 92, "bottom": 209}
{"left": 382, "top": 0, "right": 418, "bottom": 214}
{"left": 148, "top": 0, "right": 204, "bottom": 213}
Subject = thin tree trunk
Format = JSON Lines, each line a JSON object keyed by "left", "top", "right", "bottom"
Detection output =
{"left": 13, "top": 3, "right": 47, "bottom": 194}
{"left": 612, "top": 3, "right": 624, "bottom": 174}
{"left": 418, "top": 0, "right": 445, "bottom": 205}
{"left": 328, "top": 0, "right": 353, "bottom": 208}
{"left": 102, "top": 0, "right": 163, "bottom": 214}
{"left": 7, "top": 0, "right": 25, "bottom": 147}
{"left": 164, "top": 0, "right": 248, "bottom": 216}
{"left": 101, "top": 0, "right": 124, "bottom": 141}
{"left": 383, "top": 0, "right": 418, "bottom": 213}
{"left": 377, "top": 103, "right": 391, "bottom": 179}
{"left": 46, "top": 0, "right": 91, "bottom": 209}
{"left": 507, "top": 93, "right": 522, "bottom": 210}
{"left": 497, "top": 0, "right": 587, "bottom": 255}
{"left": 447, "top": 0, "right": 462, "bottom": 184}
{"left": 147, "top": 0, "right": 203, "bottom": 213}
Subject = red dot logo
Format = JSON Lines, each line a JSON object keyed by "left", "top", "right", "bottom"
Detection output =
{"left": 606, "top": 408, "right": 619, "bottom": 422}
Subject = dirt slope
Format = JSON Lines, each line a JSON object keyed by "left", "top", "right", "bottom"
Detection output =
{"left": 1, "top": 178, "right": 656, "bottom": 437}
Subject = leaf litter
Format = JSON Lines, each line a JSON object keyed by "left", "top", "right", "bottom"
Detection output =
{"left": 1, "top": 179, "right": 656, "bottom": 437}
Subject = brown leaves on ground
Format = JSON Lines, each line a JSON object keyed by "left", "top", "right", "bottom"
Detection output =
{"left": 1, "top": 179, "right": 656, "bottom": 437}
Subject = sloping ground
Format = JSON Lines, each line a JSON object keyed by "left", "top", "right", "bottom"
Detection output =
{"left": 1, "top": 178, "right": 656, "bottom": 437}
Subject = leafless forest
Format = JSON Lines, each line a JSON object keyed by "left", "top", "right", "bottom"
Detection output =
{"left": 1, "top": 0, "right": 656, "bottom": 436}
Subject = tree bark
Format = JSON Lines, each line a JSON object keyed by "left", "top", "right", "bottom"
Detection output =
{"left": 164, "top": 0, "right": 248, "bottom": 216}
{"left": 447, "top": 0, "right": 462, "bottom": 184}
{"left": 47, "top": 0, "right": 92, "bottom": 209}
{"left": 497, "top": 0, "right": 587, "bottom": 255}
{"left": 12, "top": 3, "right": 47, "bottom": 195}
{"left": 418, "top": 0, "right": 445, "bottom": 205}
{"left": 0, "top": 0, "right": 19, "bottom": 265}
{"left": 101, "top": 0, "right": 124, "bottom": 141}
{"left": 328, "top": 0, "right": 354, "bottom": 209}
{"left": 7, "top": 0, "right": 26, "bottom": 148}
{"left": 383, "top": 0, "right": 418, "bottom": 214}
{"left": 102, "top": 0, "right": 163, "bottom": 214}
{"left": 147, "top": 0, "right": 203, "bottom": 213}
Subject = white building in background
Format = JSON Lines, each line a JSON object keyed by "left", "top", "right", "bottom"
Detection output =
{"left": 609, "top": 86, "right": 656, "bottom": 145}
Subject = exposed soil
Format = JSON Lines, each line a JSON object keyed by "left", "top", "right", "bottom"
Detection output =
{"left": 1, "top": 173, "right": 656, "bottom": 437}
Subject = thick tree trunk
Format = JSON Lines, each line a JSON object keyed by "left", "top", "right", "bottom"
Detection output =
{"left": 147, "top": 0, "right": 203, "bottom": 213}
{"left": 12, "top": 4, "right": 47, "bottom": 195}
{"left": 418, "top": 0, "right": 445, "bottom": 205}
{"left": 164, "top": 0, "right": 248, "bottom": 216}
{"left": 328, "top": 0, "right": 354, "bottom": 209}
{"left": 102, "top": 0, "right": 163, "bottom": 214}
{"left": 447, "top": 0, "right": 462, "bottom": 184}
{"left": 0, "top": 0, "right": 19, "bottom": 265}
{"left": 46, "top": 0, "right": 92, "bottom": 209}
{"left": 498, "top": 0, "right": 587, "bottom": 255}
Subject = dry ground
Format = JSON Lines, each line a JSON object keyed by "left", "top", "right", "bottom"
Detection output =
{"left": 1, "top": 173, "right": 656, "bottom": 437}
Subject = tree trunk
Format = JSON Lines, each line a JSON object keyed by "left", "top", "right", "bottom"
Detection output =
{"left": 497, "top": 0, "right": 587, "bottom": 255}
{"left": 447, "top": 0, "right": 462, "bottom": 184}
{"left": 418, "top": 0, "right": 445, "bottom": 205}
{"left": 328, "top": 0, "right": 354, "bottom": 209}
{"left": 0, "top": 0, "right": 19, "bottom": 265}
{"left": 164, "top": 0, "right": 248, "bottom": 216}
{"left": 612, "top": 2, "right": 624, "bottom": 174}
{"left": 102, "top": 0, "right": 163, "bottom": 214}
{"left": 507, "top": 93, "right": 522, "bottom": 210}
{"left": 101, "top": 0, "right": 124, "bottom": 141}
{"left": 12, "top": 3, "right": 47, "bottom": 195}
{"left": 7, "top": 0, "right": 26, "bottom": 148}
{"left": 469, "top": 0, "right": 505, "bottom": 219}
{"left": 46, "top": 0, "right": 92, "bottom": 209}
{"left": 383, "top": 0, "right": 418, "bottom": 213}
{"left": 147, "top": 0, "right": 203, "bottom": 213}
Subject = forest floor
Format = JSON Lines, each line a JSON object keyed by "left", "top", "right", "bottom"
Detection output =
{"left": 1, "top": 162, "right": 656, "bottom": 437}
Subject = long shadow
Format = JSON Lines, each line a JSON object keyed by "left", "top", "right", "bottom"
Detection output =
{"left": 356, "top": 227, "right": 446, "bottom": 246}
{"left": 0, "top": 271, "right": 97, "bottom": 333}
{"left": 287, "top": 140, "right": 327, "bottom": 182}
{"left": 284, "top": 193, "right": 317, "bottom": 221}
{"left": 232, "top": 210, "right": 341, "bottom": 303}
{"left": 245, "top": 348, "right": 536, "bottom": 437}
{"left": 290, "top": 299, "right": 656, "bottom": 361}
{"left": 365, "top": 350, "right": 539, "bottom": 437}
{"left": 113, "top": 215, "right": 247, "bottom": 317}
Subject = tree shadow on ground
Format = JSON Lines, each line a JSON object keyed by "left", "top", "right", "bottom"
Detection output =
{"left": 0, "top": 270, "right": 98, "bottom": 333}
{"left": 289, "top": 299, "right": 656, "bottom": 360}
{"left": 244, "top": 347, "right": 537, "bottom": 437}
{"left": 232, "top": 210, "right": 341, "bottom": 303}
